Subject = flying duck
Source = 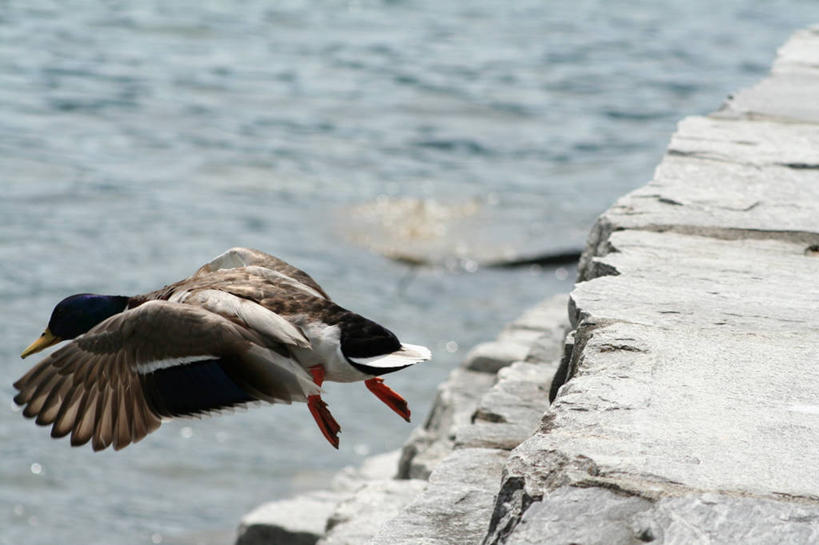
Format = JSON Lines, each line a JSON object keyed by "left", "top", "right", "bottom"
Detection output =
{"left": 13, "top": 247, "right": 431, "bottom": 451}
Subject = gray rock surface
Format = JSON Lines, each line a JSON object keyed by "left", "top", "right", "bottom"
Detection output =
{"left": 456, "top": 362, "right": 555, "bottom": 450}
{"left": 464, "top": 295, "right": 570, "bottom": 374}
{"left": 501, "top": 487, "right": 819, "bottom": 545}
{"left": 236, "top": 491, "right": 345, "bottom": 545}
{"left": 330, "top": 449, "right": 400, "bottom": 491}
{"left": 463, "top": 341, "right": 532, "bottom": 374}
{"left": 399, "top": 294, "right": 570, "bottom": 480}
{"left": 237, "top": 451, "right": 401, "bottom": 545}
{"left": 398, "top": 368, "right": 497, "bottom": 480}
{"left": 369, "top": 448, "right": 509, "bottom": 545}
{"left": 716, "top": 27, "right": 819, "bottom": 122}
{"left": 504, "top": 486, "right": 653, "bottom": 545}
{"left": 381, "top": 294, "right": 570, "bottom": 544}
{"left": 486, "top": 26, "right": 819, "bottom": 545}
{"left": 319, "top": 479, "right": 428, "bottom": 545}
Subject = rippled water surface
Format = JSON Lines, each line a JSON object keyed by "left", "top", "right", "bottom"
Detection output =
{"left": 2, "top": 2, "right": 817, "bottom": 544}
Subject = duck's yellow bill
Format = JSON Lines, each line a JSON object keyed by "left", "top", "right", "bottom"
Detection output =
{"left": 21, "top": 329, "right": 61, "bottom": 359}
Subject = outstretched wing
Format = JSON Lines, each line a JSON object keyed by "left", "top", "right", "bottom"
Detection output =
{"left": 13, "top": 301, "right": 319, "bottom": 451}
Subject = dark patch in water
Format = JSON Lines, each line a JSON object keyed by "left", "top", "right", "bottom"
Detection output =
{"left": 605, "top": 109, "right": 666, "bottom": 121}
{"left": 413, "top": 139, "right": 490, "bottom": 155}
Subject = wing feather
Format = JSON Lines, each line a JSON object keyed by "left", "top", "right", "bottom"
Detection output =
{"left": 14, "top": 300, "right": 317, "bottom": 451}
{"left": 176, "top": 289, "right": 310, "bottom": 348}
{"left": 93, "top": 387, "right": 115, "bottom": 451}
{"left": 37, "top": 379, "right": 72, "bottom": 426}
{"left": 113, "top": 389, "right": 132, "bottom": 451}
{"left": 51, "top": 384, "right": 84, "bottom": 439}
{"left": 71, "top": 387, "right": 99, "bottom": 446}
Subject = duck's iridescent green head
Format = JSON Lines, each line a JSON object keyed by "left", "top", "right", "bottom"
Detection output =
{"left": 21, "top": 294, "right": 130, "bottom": 358}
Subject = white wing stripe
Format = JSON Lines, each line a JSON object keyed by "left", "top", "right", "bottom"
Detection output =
{"left": 137, "top": 355, "right": 218, "bottom": 375}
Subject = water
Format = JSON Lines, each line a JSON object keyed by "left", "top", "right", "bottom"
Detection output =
{"left": 1, "top": 1, "right": 817, "bottom": 543}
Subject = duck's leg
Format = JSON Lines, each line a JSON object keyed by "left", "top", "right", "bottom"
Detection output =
{"left": 364, "top": 377, "right": 411, "bottom": 422}
{"left": 307, "top": 365, "right": 341, "bottom": 449}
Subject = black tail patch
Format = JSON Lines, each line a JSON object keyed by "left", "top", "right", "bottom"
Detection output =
{"left": 339, "top": 314, "right": 401, "bottom": 358}
{"left": 140, "top": 359, "right": 255, "bottom": 418}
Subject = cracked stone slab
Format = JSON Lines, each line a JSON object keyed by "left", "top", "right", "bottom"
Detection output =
{"left": 579, "top": 156, "right": 819, "bottom": 280}
{"left": 593, "top": 154, "right": 819, "bottom": 242}
{"left": 502, "top": 486, "right": 652, "bottom": 545}
{"left": 371, "top": 448, "right": 508, "bottom": 545}
{"left": 634, "top": 494, "right": 819, "bottom": 545}
{"left": 669, "top": 116, "right": 819, "bottom": 168}
{"left": 578, "top": 106, "right": 819, "bottom": 282}
{"left": 487, "top": 229, "right": 819, "bottom": 543}
{"left": 501, "top": 486, "right": 819, "bottom": 545}
{"left": 567, "top": 231, "right": 819, "bottom": 495}
{"left": 577, "top": 229, "right": 819, "bottom": 338}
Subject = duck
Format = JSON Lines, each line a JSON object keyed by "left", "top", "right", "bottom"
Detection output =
{"left": 13, "top": 247, "right": 431, "bottom": 451}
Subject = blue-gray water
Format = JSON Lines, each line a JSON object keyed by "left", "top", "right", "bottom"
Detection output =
{"left": 1, "top": 2, "right": 817, "bottom": 544}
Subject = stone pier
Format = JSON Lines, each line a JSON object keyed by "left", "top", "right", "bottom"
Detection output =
{"left": 236, "top": 25, "right": 819, "bottom": 545}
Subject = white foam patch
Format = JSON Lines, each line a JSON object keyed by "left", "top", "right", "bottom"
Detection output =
{"left": 787, "top": 405, "right": 819, "bottom": 415}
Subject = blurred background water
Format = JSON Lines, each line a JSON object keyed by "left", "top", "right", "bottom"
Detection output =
{"left": 1, "top": 1, "right": 818, "bottom": 544}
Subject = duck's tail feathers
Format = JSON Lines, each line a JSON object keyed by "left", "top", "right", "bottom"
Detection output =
{"left": 347, "top": 343, "right": 431, "bottom": 376}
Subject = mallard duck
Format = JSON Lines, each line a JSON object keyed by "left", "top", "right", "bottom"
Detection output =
{"left": 14, "top": 247, "right": 430, "bottom": 451}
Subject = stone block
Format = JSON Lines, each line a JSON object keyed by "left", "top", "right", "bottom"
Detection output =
{"left": 463, "top": 341, "right": 531, "bottom": 374}
{"left": 370, "top": 449, "right": 508, "bottom": 545}
{"left": 236, "top": 491, "right": 345, "bottom": 545}
{"left": 501, "top": 487, "right": 819, "bottom": 545}
{"left": 319, "top": 479, "right": 427, "bottom": 545}
{"left": 398, "top": 369, "right": 496, "bottom": 479}
{"left": 503, "top": 486, "right": 652, "bottom": 545}
{"left": 331, "top": 449, "right": 400, "bottom": 492}
{"left": 456, "top": 362, "right": 555, "bottom": 450}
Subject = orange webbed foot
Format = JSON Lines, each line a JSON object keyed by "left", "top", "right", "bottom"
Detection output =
{"left": 308, "top": 394, "right": 341, "bottom": 449}
{"left": 365, "top": 377, "right": 411, "bottom": 422}
{"left": 307, "top": 365, "right": 341, "bottom": 449}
